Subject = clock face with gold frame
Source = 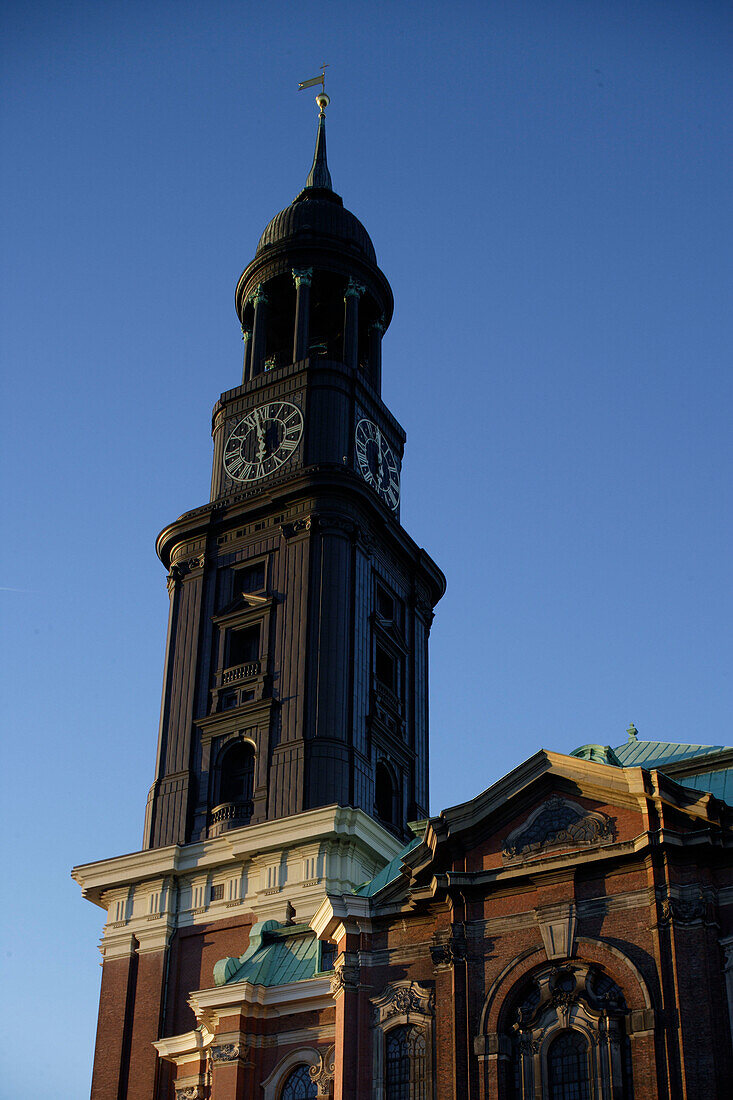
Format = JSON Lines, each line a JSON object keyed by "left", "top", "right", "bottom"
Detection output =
{"left": 223, "top": 401, "right": 303, "bottom": 483}
{"left": 355, "top": 417, "right": 400, "bottom": 511}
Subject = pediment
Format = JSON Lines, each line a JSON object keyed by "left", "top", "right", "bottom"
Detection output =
{"left": 405, "top": 751, "right": 649, "bottom": 886}
{"left": 213, "top": 592, "right": 271, "bottom": 622}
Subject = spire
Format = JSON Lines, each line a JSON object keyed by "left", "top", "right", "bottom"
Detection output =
{"left": 303, "top": 93, "right": 333, "bottom": 192}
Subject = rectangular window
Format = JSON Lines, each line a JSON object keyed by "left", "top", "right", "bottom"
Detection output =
{"left": 210, "top": 884, "right": 224, "bottom": 902}
{"left": 233, "top": 561, "right": 266, "bottom": 596}
{"left": 375, "top": 642, "right": 396, "bottom": 691}
{"left": 228, "top": 624, "right": 260, "bottom": 667}
{"left": 377, "top": 585, "right": 395, "bottom": 621}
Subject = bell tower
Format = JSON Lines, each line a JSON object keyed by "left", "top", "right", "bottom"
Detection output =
{"left": 143, "top": 94, "right": 445, "bottom": 851}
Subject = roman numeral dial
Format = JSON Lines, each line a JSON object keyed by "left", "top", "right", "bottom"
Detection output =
{"left": 223, "top": 401, "right": 304, "bottom": 483}
{"left": 355, "top": 417, "right": 400, "bottom": 511}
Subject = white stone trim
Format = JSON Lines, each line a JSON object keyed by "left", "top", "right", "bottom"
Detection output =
{"left": 189, "top": 976, "right": 333, "bottom": 1020}
{"left": 260, "top": 1045, "right": 320, "bottom": 1100}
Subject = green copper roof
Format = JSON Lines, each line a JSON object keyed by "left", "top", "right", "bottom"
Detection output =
{"left": 355, "top": 837, "right": 421, "bottom": 897}
{"left": 674, "top": 768, "right": 733, "bottom": 803}
{"left": 571, "top": 744, "right": 623, "bottom": 766}
{"left": 213, "top": 921, "right": 326, "bottom": 987}
{"left": 611, "top": 739, "right": 725, "bottom": 769}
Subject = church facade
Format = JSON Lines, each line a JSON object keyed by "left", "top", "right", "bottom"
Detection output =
{"left": 73, "top": 97, "right": 733, "bottom": 1100}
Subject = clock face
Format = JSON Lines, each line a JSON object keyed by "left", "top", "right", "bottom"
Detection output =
{"left": 223, "top": 401, "right": 303, "bottom": 483}
{"left": 355, "top": 418, "right": 400, "bottom": 511}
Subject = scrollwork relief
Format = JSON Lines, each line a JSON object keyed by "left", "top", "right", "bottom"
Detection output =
{"left": 503, "top": 796, "right": 615, "bottom": 862}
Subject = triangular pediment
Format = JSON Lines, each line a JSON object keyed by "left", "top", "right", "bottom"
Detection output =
{"left": 212, "top": 592, "right": 271, "bottom": 622}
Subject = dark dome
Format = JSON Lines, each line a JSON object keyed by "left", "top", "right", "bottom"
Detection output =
{"left": 256, "top": 192, "right": 377, "bottom": 265}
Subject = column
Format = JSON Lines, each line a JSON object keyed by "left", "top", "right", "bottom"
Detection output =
{"left": 292, "top": 267, "right": 312, "bottom": 362}
{"left": 368, "top": 317, "right": 385, "bottom": 390}
{"left": 343, "top": 278, "right": 365, "bottom": 370}
{"left": 240, "top": 325, "right": 252, "bottom": 383}
{"left": 721, "top": 937, "right": 733, "bottom": 1057}
{"left": 249, "top": 284, "right": 268, "bottom": 377}
{"left": 331, "top": 932, "right": 361, "bottom": 1100}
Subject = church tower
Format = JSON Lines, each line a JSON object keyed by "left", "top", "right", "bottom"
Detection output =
{"left": 144, "top": 92, "right": 444, "bottom": 849}
{"left": 74, "top": 94, "right": 444, "bottom": 1100}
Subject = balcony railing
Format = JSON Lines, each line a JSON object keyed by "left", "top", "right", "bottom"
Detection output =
{"left": 220, "top": 660, "right": 260, "bottom": 686}
{"left": 209, "top": 800, "right": 254, "bottom": 833}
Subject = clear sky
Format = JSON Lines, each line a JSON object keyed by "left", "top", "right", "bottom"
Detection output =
{"left": 2, "top": 1, "right": 731, "bottom": 1094}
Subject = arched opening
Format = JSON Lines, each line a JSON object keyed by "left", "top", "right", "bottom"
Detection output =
{"left": 501, "top": 962, "right": 632, "bottom": 1100}
{"left": 547, "top": 1030, "right": 590, "bottom": 1100}
{"left": 279, "top": 1063, "right": 317, "bottom": 1100}
{"left": 385, "top": 1025, "right": 410, "bottom": 1099}
{"left": 375, "top": 761, "right": 396, "bottom": 825}
{"left": 219, "top": 740, "right": 255, "bottom": 807}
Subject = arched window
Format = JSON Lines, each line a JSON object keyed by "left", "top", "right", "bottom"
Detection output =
{"left": 219, "top": 741, "right": 254, "bottom": 805}
{"left": 547, "top": 1030, "right": 590, "bottom": 1100}
{"left": 503, "top": 964, "right": 631, "bottom": 1100}
{"left": 279, "top": 1062, "right": 317, "bottom": 1100}
{"left": 385, "top": 1026, "right": 410, "bottom": 1099}
{"left": 375, "top": 761, "right": 395, "bottom": 824}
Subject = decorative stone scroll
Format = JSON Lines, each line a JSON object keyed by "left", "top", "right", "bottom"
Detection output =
{"left": 175, "top": 1088, "right": 204, "bottom": 1100}
{"left": 371, "top": 980, "right": 434, "bottom": 1026}
{"left": 210, "top": 1042, "right": 240, "bottom": 1064}
{"left": 430, "top": 925, "right": 467, "bottom": 968}
{"left": 330, "top": 957, "right": 359, "bottom": 998}
{"left": 502, "top": 796, "right": 615, "bottom": 862}
{"left": 309, "top": 1045, "right": 336, "bottom": 1098}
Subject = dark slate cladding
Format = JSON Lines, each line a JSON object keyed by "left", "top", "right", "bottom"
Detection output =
{"left": 256, "top": 196, "right": 377, "bottom": 264}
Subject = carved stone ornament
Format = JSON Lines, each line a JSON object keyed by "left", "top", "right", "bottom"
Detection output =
{"left": 175, "top": 1088, "right": 204, "bottom": 1100}
{"left": 430, "top": 927, "right": 467, "bottom": 968}
{"left": 309, "top": 1045, "right": 336, "bottom": 1098}
{"left": 330, "top": 963, "right": 359, "bottom": 998}
{"left": 503, "top": 796, "right": 615, "bottom": 862}
{"left": 344, "top": 277, "right": 365, "bottom": 299}
{"left": 281, "top": 517, "right": 312, "bottom": 539}
{"left": 210, "top": 1042, "right": 240, "bottom": 1064}
{"left": 657, "top": 887, "right": 716, "bottom": 927}
{"left": 292, "top": 266, "right": 313, "bottom": 288}
{"left": 371, "top": 981, "right": 435, "bottom": 1026}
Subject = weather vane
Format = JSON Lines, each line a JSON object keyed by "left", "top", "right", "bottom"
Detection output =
{"left": 298, "top": 64, "right": 330, "bottom": 112}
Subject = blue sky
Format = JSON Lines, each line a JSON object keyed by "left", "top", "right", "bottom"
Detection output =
{"left": 2, "top": 1, "right": 731, "bottom": 1094}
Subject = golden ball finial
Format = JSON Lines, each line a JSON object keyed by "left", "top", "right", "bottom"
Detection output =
{"left": 316, "top": 92, "right": 330, "bottom": 113}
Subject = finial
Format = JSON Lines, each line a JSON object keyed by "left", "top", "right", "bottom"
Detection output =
{"left": 627, "top": 723, "right": 638, "bottom": 742}
{"left": 298, "top": 65, "right": 333, "bottom": 193}
{"left": 299, "top": 65, "right": 330, "bottom": 117}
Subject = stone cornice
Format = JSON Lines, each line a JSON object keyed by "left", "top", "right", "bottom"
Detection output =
{"left": 189, "top": 976, "right": 333, "bottom": 1019}
{"left": 72, "top": 805, "right": 402, "bottom": 909}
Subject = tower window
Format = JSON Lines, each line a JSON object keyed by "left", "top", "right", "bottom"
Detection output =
{"left": 375, "top": 762, "right": 396, "bottom": 825}
{"left": 377, "top": 585, "right": 394, "bottom": 621}
{"left": 233, "top": 561, "right": 265, "bottom": 596}
{"left": 219, "top": 741, "right": 255, "bottom": 805}
{"left": 375, "top": 643, "right": 396, "bottom": 691}
{"left": 227, "top": 624, "right": 260, "bottom": 667}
